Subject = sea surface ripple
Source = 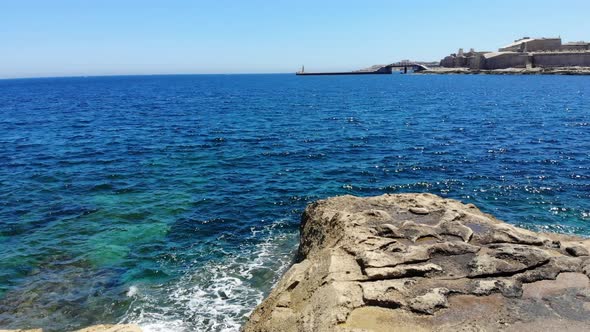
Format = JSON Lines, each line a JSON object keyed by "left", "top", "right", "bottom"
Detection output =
{"left": 0, "top": 74, "right": 589, "bottom": 331}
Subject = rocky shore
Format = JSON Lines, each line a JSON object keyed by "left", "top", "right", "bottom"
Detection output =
{"left": 418, "top": 66, "right": 590, "bottom": 75}
{"left": 244, "top": 194, "right": 590, "bottom": 331}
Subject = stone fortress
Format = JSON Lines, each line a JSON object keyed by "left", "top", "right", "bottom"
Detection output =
{"left": 440, "top": 37, "right": 590, "bottom": 70}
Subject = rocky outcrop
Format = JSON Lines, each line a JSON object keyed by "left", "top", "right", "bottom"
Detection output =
{"left": 244, "top": 194, "right": 590, "bottom": 332}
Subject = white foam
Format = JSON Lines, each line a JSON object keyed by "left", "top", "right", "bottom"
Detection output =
{"left": 127, "top": 285, "right": 139, "bottom": 297}
{"left": 123, "top": 221, "right": 297, "bottom": 332}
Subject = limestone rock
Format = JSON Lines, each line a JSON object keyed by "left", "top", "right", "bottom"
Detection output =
{"left": 365, "top": 263, "right": 442, "bottom": 280}
{"left": 566, "top": 244, "right": 590, "bottom": 257}
{"left": 408, "top": 288, "right": 450, "bottom": 314}
{"left": 468, "top": 244, "right": 551, "bottom": 277}
{"left": 409, "top": 207, "right": 430, "bottom": 215}
{"left": 243, "top": 194, "right": 590, "bottom": 332}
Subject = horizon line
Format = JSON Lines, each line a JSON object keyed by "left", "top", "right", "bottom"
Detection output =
{"left": 0, "top": 71, "right": 302, "bottom": 81}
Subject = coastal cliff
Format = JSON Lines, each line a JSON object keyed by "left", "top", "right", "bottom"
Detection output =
{"left": 244, "top": 193, "right": 590, "bottom": 331}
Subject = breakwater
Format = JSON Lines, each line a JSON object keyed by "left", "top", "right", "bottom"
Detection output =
{"left": 296, "top": 65, "right": 393, "bottom": 75}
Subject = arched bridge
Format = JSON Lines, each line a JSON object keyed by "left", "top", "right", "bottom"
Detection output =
{"left": 296, "top": 62, "right": 430, "bottom": 75}
{"left": 384, "top": 62, "right": 430, "bottom": 73}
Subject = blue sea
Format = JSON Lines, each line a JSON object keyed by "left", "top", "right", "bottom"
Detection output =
{"left": 0, "top": 74, "right": 589, "bottom": 331}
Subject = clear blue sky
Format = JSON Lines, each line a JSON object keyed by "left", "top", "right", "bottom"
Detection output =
{"left": 1, "top": 0, "right": 589, "bottom": 78}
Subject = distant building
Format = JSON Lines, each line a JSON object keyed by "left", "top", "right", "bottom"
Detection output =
{"left": 498, "top": 37, "right": 562, "bottom": 52}
{"left": 561, "top": 41, "right": 590, "bottom": 51}
{"left": 440, "top": 49, "right": 491, "bottom": 69}
{"left": 440, "top": 36, "right": 590, "bottom": 69}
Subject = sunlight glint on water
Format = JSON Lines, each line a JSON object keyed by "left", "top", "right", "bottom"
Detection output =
{"left": 0, "top": 74, "right": 589, "bottom": 331}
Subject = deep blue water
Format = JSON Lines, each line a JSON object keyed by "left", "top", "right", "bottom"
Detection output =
{"left": 0, "top": 74, "right": 589, "bottom": 331}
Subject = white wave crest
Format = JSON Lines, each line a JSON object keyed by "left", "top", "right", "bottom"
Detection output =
{"left": 123, "top": 222, "right": 297, "bottom": 332}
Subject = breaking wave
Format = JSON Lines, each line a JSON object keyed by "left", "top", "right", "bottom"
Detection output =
{"left": 123, "top": 222, "right": 298, "bottom": 332}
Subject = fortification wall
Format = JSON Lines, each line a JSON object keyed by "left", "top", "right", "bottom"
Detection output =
{"left": 453, "top": 57, "right": 467, "bottom": 67}
{"left": 560, "top": 44, "right": 590, "bottom": 51}
{"left": 525, "top": 39, "right": 561, "bottom": 51}
{"left": 533, "top": 52, "right": 590, "bottom": 67}
{"left": 440, "top": 55, "right": 484, "bottom": 69}
{"left": 440, "top": 56, "right": 452, "bottom": 67}
{"left": 468, "top": 54, "right": 483, "bottom": 69}
{"left": 483, "top": 53, "right": 528, "bottom": 69}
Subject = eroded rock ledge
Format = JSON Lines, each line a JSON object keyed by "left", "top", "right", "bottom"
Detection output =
{"left": 244, "top": 194, "right": 590, "bottom": 332}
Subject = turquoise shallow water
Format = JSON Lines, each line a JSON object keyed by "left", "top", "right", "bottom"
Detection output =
{"left": 0, "top": 74, "right": 589, "bottom": 331}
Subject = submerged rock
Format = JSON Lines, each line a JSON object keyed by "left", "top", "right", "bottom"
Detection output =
{"left": 243, "top": 193, "right": 590, "bottom": 332}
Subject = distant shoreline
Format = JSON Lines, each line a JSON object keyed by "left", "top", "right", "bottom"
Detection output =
{"left": 417, "top": 66, "right": 590, "bottom": 75}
